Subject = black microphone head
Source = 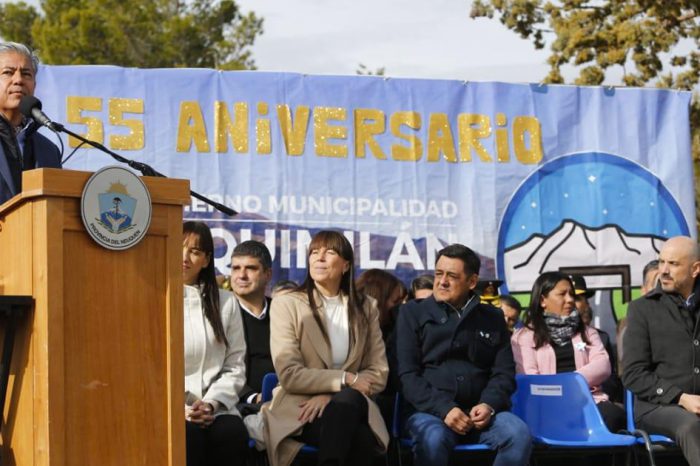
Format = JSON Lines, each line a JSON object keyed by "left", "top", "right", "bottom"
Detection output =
{"left": 19, "top": 95, "right": 42, "bottom": 118}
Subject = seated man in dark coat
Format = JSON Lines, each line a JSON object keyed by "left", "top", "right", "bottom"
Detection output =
{"left": 396, "top": 244, "right": 531, "bottom": 466}
{"left": 0, "top": 42, "right": 61, "bottom": 205}
{"left": 623, "top": 236, "right": 700, "bottom": 466}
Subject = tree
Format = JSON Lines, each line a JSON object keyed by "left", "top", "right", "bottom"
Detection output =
{"left": 0, "top": 0, "right": 263, "bottom": 70}
{"left": 356, "top": 63, "right": 386, "bottom": 76}
{"left": 471, "top": 0, "right": 700, "bottom": 228}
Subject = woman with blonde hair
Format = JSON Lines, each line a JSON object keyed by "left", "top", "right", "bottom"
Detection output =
{"left": 263, "top": 230, "right": 389, "bottom": 466}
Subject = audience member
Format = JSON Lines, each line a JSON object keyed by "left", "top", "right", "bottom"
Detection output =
{"left": 640, "top": 259, "right": 661, "bottom": 295}
{"left": 229, "top": 240, "right": 275, "bottom": 415}
{"left": 570, "top": 274, "right": 622, "bottom": 402}
{"left": 409, "top": 274, "right": 434, "bottom": 300}
{"left": 263, "top": 230, "right": 389, "bottom": 466}
{"left": 356, "top": 269, "right": 406, "bottom": 427}
{"left": 500, "top": 295, "right": 524, "bottom": 331}
{"left": 397, "top": 244, "right": 531, "bottom": 466}
{"left": 623, "top": 237, "right": 700, "bottom": 466}
{"left": 617, "top": 259, "right": 660, "bottom": 368}
{"left": 475, "top": 279, "right": 503, "bottom": 306}
{"left": 511, "top": 271, "right": 626, "bottom": 433}
{"left": 356, "top": 269, "right": 405, "bottom": 338}
{"left": 182, "top": 221, "right": 249, "bottom": 466}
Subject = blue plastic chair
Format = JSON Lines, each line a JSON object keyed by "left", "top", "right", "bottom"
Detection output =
{"left": 511, "top": 373, "right": 636, "bottom": 460}
{"left": 260, "top": 372, "right": 319, "bottom": 457}
{"left": 261, "top": 372, "right": 278, "bottom": 403}
{"left": 391, "top": 392, "right": 492, "bottom": 466}
{"left": 624, "top": 389, "right": 677, "bottom": 466}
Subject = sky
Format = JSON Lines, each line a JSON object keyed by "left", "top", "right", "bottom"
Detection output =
{"left": 0, "top": 0, "right": 626, "bottom": 84}
{"left": 233, "top": 0, "right": 553, "bottom": 83}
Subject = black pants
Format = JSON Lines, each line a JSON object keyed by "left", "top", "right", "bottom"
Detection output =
{"left": 186, "top": 414, "right": 249, "bottom": 466}
{"left": 299, "top": 388, "right": 382, "bottom": 466}
{"left": 597, "top": 400, "right": 626, "bottom": 433}
{"left": 640, "top": 404, "right": 700, "bottom": 466}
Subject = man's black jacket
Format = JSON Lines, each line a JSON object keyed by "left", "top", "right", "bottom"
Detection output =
{"left": 396, "top": 294, "right": 516, "bottom": 420}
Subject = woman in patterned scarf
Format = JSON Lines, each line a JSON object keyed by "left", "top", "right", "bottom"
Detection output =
{"left": 510, "top": 271, "right": 625, "bottom": 433}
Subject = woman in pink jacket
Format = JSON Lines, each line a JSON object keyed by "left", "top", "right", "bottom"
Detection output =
{"left": 511, "top": 271, "right": 625, "bottom": 432}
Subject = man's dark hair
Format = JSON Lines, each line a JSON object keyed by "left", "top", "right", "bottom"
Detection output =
{"left": 500, "top": 294, "right": 522, "bottom": 312}
{"left": 642, "top": 259, "right": 659, "bottom": 283}
{"left": 436, "top": 244, "right": 480, "bottom": 275}
{"left": 411, "top": 274, "right": 434, "bottom": 293}
{"left": 232, "top": 240, "right": 272, "bottom": 270}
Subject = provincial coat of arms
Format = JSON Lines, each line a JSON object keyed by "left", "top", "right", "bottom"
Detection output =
{"left": 81, "top": 166, "right": 152, "bottom": 251}
{"left": 98, "top": 181, "right": 137, "bottom": 233}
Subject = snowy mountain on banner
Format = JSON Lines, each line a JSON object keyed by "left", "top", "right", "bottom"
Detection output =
{"left": 503, "top": 220, "right": 664, "bottom": 292}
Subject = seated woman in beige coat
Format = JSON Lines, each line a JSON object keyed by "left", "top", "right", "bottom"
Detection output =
{"left": 263, "top": 230, "right": 389, "bottom": 466}
{"left": 183, "top": 221, "right": 249, "bottom": 466}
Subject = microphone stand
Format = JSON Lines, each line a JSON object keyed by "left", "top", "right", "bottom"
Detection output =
{"left": 50, "top": 123, "right": 237, "bottom": 216}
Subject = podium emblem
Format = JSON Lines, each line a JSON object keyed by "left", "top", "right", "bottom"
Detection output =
{"left": 81, "top": 166, "right": 152, "bottom": 250}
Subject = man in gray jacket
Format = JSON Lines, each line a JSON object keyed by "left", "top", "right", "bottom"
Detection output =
{"left": 623, "top": 236, "right": 700, "bottom": 466}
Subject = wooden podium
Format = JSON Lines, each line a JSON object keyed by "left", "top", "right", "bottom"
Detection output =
{"left": 0, "top": 169, "right": 190, "bottom": 466}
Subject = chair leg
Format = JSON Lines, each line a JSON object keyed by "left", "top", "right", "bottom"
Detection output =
{"left": 395, "top": 441, "right": 403, "bottom": 466}
{"left": 633, "top": 430, "right": 657, "bottom": 466}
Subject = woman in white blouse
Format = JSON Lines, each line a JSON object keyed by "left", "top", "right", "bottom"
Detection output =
{"left": 183, "top": 221, "right": 248, "bottom": 466}
{"left": 263, "top": 230, "right": 389, "bottom": 466}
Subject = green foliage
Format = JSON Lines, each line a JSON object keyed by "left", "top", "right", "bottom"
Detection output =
{"left": 0, "top": 0, "right": 263, "bottom": 70}
{"left": 0, "top": 2, "right": 39, "bottom": 48}
{"left": 356, "top": 63, "right": 386, "bottom": 76}
{"left": 471, "top": 0, "right": 700, "bottom": 229}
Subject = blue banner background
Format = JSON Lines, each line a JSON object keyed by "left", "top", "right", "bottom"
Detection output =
{"left": 34, "top": 66, "right": 695, "bottom": 290}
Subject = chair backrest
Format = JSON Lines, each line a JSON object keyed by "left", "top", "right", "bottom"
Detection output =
{"left": 625, "top": 389, "right": 635, "bottom": 432}
{"left": 512, "top": 373, "right": 635, "bottom": 446}
{"left": 392, "top": 392, "right": 402, "bottom": 438}
{"left": 261, "top": 372, "right": 278, "bottom": 403}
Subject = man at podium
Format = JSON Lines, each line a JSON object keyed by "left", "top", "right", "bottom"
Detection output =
{"left": 0, "top": 41, "right": 61, "bottom": 205}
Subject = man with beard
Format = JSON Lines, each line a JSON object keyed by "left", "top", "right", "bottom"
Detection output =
{"left": 623, "top": 236, "right": 700, "bottom": 466}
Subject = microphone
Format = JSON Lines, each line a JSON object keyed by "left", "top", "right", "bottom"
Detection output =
{"left": 19, "top": 95, "right": 63, "bottom": 132}
{"left": 18, "top": 95, "right": 236, "bottom": 216}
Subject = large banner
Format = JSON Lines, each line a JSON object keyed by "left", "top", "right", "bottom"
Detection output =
{"left": 36, "top": 66, "right": 695, "bottom": 304}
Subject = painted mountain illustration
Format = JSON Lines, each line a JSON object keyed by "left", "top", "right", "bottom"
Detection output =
{"left": 503, "top": 219, "right": 665, "bottom": 293}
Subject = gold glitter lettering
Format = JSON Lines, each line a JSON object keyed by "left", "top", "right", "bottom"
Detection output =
{"left": 214, "top": 101, "right": 248, "bottom": 153}
{"left": 427, "top": 113, "right": 456, "bottom": 163}
{"left": 457, "top": 114, "right": 492, "bottom": 162}
{"left": 256, "top": 102, "right": 271, "bottom": 154}
{"left": 108, "top": 98, "right": 144, "bottom": 150}
{"left": 314, "top": 107, "right": 347, "bottom": 158}
{"left": 495, "top": 113, "right": 509, "bottom": 162}
{"left": 390, "top": 111, "right": 422, "bottom": 161}
{"left": 176, "top": 101, "right": 210, "bottom": 153}
{"left": 277, "top": 104, "right": 310, "bottom": 156}
{"left": 66, "top": 96, "right": 103, "bottom": 148}
{"left": 354, "top": 109, "right": 386, "bottom": 159}
{"left": 513, "top": 116, "right": 543, "bottom": 164}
